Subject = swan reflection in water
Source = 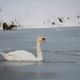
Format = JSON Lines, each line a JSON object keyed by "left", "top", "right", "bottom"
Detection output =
{"left": 0, "top": 62, "right": 54, "bottom": 80}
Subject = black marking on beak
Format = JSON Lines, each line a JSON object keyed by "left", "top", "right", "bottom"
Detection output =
{"left": 42, "top": 38, "right": 46, "bottom": 41}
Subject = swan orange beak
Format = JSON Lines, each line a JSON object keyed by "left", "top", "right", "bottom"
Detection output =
{"left": 42, "top": 38, "right": 46, "bottom": 41}
{"left": 42, "top": 38, "right": 46, "bottom": 43}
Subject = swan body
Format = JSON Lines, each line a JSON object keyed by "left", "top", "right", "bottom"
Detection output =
{"left": 1, "top": 50, "right": 37, "bottom": 61}
{"left": 0, "top": 36, "right": 46, "bottom": 61}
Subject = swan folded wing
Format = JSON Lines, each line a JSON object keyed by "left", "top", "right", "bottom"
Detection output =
{"left": 4, "top": 50, "right": 37, "bottom": 61}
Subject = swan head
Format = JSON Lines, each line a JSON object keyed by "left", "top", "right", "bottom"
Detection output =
{"left": 37, "top": 36, "right": 46, "bottom": 43}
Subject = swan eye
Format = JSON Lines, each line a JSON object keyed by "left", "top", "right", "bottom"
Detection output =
{"left": 42, "top": 38, "right": 46, "bottom": 41}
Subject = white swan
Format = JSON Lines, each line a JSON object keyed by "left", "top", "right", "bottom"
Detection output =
{"left": 0, "top": 36, "right": 46, "bottom": 61}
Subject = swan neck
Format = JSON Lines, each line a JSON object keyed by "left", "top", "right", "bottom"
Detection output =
{"left": 36, "top": 40, "right": 43, "bottom": 60}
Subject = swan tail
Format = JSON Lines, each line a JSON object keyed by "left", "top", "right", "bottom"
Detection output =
{"left": 0, "top": 52, "right": 6, "bottom": 61}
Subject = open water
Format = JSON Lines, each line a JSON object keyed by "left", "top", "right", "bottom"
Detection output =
{"left": 0, "top": 27, "right": 80, "bottom": 80}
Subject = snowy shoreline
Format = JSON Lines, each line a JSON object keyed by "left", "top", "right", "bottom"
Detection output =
{"left": 0, "top": 25, "right": 80, "bottom": 30}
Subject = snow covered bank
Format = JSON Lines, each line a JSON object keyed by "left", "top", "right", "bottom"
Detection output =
{"left": 0, "top": 0, "right": 80, "bottom": 29}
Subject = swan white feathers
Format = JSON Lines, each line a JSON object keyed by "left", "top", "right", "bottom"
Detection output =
{"left": 0, "top": 36, "right": 46, "bottom": 61}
